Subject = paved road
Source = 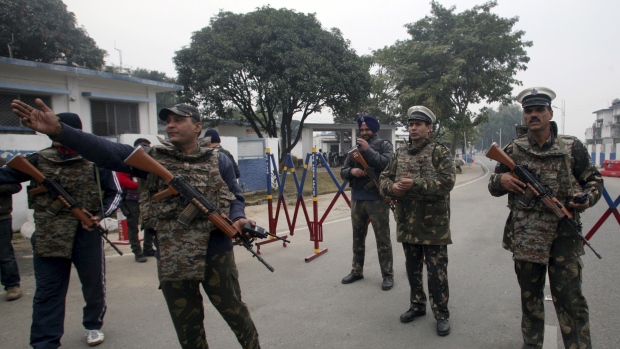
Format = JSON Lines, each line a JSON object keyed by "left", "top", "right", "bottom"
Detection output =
{"left": 2, "top": 159, "right": 619, "bottom": 349}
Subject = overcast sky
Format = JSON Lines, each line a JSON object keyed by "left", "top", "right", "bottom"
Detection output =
{"left": 61, "top": 0, "right": 620, "bottom": 140}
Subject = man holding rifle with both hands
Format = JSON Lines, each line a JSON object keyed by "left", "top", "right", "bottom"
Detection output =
{"left": 11, "top": 99, "right": 263, "bottom": 349}
{"left": 340, "top": 115, "right": 395, "bottom": 291}
{"left": 488, "top": 87, "right": 603, "bottom": 349}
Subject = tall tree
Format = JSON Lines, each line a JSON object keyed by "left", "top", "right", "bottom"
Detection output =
{"left": 0, "top": 0, "right": 106, "bottom": 69}
{"left": 475, "top": 104, "right": 523, "bottom": 151}
{"left": 174, "top": 6, "right": 371, "bottom": 165}
{"left": 374, "top": 0, "right": 531, "bottom": 153}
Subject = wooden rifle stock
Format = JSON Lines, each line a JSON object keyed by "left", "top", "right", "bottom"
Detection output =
{"left": 348, "top": 147, "right": 379, "bottom": 188}
{"left": 486, "top": 143, "right": 516, "bottom": 171}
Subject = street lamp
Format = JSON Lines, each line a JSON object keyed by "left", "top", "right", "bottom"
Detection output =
{"left": 496, "top": 128, "right": 502, "bottom": 148}
{"left": 552, "top": 99, "right": 565, "bottom": 134}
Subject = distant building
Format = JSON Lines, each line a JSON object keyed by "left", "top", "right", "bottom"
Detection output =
{"left": 585, "top": 98, "right": 620, "bottom": 165}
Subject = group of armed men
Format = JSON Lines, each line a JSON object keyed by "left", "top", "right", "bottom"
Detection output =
{"left": 0, "top": 85, "right": 603, "bottom": 349}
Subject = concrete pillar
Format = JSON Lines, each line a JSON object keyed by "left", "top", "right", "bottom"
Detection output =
{"left": 595, "top": 144, "right": 602, "bottom": 166}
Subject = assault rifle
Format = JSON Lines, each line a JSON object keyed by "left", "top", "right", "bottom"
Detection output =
{"left": 124, "top": 147, "right": 280, "bottom": 272}
{"left": 6, "top": 155, "right": 123, "bottom": 256}
{"left": 486, "top": 143, "right": 602, "bottom": 259}
{"left": 348, "top": 146, "right": 396, "bottom": 212}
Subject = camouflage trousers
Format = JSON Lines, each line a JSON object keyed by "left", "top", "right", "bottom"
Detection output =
{"left": 160, "top": 249, "right": 260, "bottom": 349}
{"left": 349, "top": 199, "right": 393, "bottom": 277}
{"left": 403, "top": 243, "right": 449, "bottom": 320}
{"left": 515, "top": 257, "right": 591, "bottom": 349}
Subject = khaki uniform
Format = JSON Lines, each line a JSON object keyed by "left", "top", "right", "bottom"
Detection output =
{"left": 488, "top": 130, "right": 603, "bottom": 349}
{"left": 379, "top": 138, "right": 455, "bottom": 319}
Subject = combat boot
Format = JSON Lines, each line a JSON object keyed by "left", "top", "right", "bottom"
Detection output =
{"left": 6, "top": 286, "right": 22, "bottom": 301}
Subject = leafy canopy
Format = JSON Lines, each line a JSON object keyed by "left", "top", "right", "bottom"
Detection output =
{"left": 374, "top": 1, "right": 531, "bottom": 152}
{"left": 0, "top": 0, "right": 106, "bottom": 69}
{"left": 174, "top": 6, "right": 371, "bottom": 165}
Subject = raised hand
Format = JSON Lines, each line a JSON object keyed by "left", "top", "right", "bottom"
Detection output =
{"left": 11, "top": 98, "right": 63, "bottom": 136}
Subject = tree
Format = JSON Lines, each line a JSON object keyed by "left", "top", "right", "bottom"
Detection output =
{"left": 334, "top": 63, "right": 404, "bottom": 126}
{"left": 0, "top": 0, "right": 106, "bottom": 69}
{"left": 373, "top": 1, "right": 531, "bottom": 154}
{"left": 174, "top": 7, "right": 371, "bottom": 165}
{"left": 475, "top": 104, "right": 523, "bottom": 151}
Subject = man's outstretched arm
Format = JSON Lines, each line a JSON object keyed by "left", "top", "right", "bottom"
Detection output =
{"left": 12, "top": 98, "right": 137, "bottom": 175}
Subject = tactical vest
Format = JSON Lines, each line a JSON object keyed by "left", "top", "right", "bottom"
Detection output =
{"left": 28, "top": 148, "right": 100, "bottom": 258}
{"left": 504, "top": 135, "right": 584, "bottom": 264}
{"left": 145, "top": 141, "right": 237, "bottom": 281}
{"left": 391, "top": 139, "right": 452, "bottom": 245}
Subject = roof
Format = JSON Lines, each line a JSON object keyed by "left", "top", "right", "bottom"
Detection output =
{"left": 0, "top": 56, "right": 183, "bottom": 91}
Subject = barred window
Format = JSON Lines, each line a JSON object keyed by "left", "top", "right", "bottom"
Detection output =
{"left": 91, "top": 100, "right": 139, "bottom": 136}
{"left": 0, "top": 93, "right": 51, "bottom": 133}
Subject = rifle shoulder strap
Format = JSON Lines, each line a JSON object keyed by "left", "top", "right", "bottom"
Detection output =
{"left": 556, "top": 136, "right": 575, "bottom": 197}
{"left": 94, "top": 166, "right": 111, "bottom": 231}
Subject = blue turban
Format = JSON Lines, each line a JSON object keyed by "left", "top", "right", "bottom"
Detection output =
{"left": 356, "top": 115, "right": 380, "bottom": 133}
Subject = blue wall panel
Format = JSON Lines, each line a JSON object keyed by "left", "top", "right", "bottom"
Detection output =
{"left": 238, "top": 158, "right": 267, "bottom": 192}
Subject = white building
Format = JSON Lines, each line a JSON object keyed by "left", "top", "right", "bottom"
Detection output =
{"left": 0, "top": 57, "right": 182, "bottom": 229}
{"left": 585, "top": 98, "right": 620, "bottom": 165}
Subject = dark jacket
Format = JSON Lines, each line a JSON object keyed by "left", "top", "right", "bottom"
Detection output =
{"left": 0, "top": 157, "right": 22, "bottom": 220}
{"left": 340, "top": 134, "right": 393, "bottom": 201}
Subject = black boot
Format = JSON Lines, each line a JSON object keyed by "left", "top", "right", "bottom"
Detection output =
{"left": 381, "top": 276, "right": 394, "bottom": 290}
{"left": 436, "top": 319, "right": 450, "bottom": 336}
{"left": 399, "top": 307, "right": 426, "bottom": 323}
{"left": 341, "top": 273, "right": 363, "bottom": 284}
{"left": 134, "top": 253, "right": 147, "bottom": 263}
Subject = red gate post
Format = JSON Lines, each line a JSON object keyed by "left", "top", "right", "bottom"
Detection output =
{"left": 256, "top": 148, "right": 289, "bottom": 254}
{"left": 306, "top": 148, "right": 328, "bottom": 262}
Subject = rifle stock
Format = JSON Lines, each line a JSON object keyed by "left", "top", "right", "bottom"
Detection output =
{"left": 6, "top": 155, "right": 123, "bottom": 256}
{"left": 123, "top": 147, "right": 277, "bottom": 271}
{"left": 348, "top": 147, "right": 379, "bottom": 188}
{"left": 486, "top": 143, "right": 516, "bottom": 171}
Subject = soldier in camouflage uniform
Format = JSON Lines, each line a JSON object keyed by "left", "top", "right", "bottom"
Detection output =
{"left": 0, "top": 112, "right": 122, "bottom": 348}
{"left": 340, "top": 115, "right": 395, "bottom": 291}
{"left": 11, "top": 100, "right": 261, "bottom": 349}
{"left": 488, "top": 87, "right": 603, "bottom": 349}
{"left": 379, "top": 106, "right": 455, "bottom": 336}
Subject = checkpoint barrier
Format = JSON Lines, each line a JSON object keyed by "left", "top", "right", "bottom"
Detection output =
{"left": 263, "top": 148, "right": 350, "bottom": 262}
{"left": 584, "top": 187, "right": 620, "bottom": 244}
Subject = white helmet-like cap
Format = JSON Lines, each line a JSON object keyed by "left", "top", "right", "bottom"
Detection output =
{"left": 407, "top": 106, "right": 436, "bottom": 124}
{"left": 515, "top": 87, "right": 556, "bottom": 107}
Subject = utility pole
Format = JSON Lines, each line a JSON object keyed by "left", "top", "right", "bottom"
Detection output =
{"left": 114, "top": 41, "right": 123, "bottom": 73}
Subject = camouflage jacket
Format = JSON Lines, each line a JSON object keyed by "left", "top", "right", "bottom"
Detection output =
{"left": 144, "top": 140, "right": 237, "bottom": 281}
{"left": 28, "top": 147, "right": 121, "bottom": 258}
{"left": 379, "top": 138, "right": 456, "bottom": 244}
{"left": 341, "top": 135, "right": 393, "bottom": 200}
{"left": 488, "top": 132, "right": 603, "bottom": 264}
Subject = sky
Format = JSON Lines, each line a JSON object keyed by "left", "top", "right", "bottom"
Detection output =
{"left": 61, "top": 0, "right": 620, "bottom": 140}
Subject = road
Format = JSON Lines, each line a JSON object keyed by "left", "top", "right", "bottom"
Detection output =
{"left": 1, "top": 158, "right": 618, "bottom": 348}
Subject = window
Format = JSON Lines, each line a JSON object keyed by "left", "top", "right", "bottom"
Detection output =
{"left": 91, "top": 100, "right": 139, "bottom": 136}
{"left": 0, "top": 93, "right": 51, "bottom": 133}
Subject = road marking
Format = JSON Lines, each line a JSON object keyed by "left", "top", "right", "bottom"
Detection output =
{"left": 543, "top": 325, "right": 558, "bottom": 349}
{"left": 454, "top": 162, "right": 491, "bottom": 189}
